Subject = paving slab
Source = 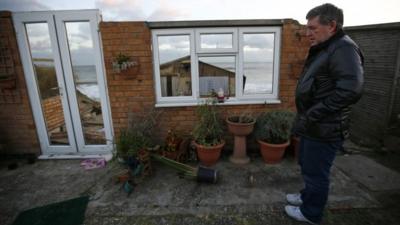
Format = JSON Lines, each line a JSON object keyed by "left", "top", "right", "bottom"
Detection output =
{"left": 0, "top": 156, "right": 379, "bottom": 225}
{"left": 86, "top": 157, "right": 379, "bottom": 217}
{"left": 334, "top": 155, "right": 400, "bottom": 191}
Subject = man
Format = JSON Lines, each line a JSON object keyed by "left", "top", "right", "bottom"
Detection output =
{"left": 285, "top": 3, "right": 364, "bottom": 224}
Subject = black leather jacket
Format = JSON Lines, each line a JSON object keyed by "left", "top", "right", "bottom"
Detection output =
{"left": 293, "top": 30, "right": 364, "bottom": 141}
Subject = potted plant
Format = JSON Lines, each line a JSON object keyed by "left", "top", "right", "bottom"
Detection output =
{"left": 161, "top": 129, "right": 189, "bottom": 162}
{"left": 112, "top": 53, "right": 139, "bottom": 74}
{"left": 226, "top": 111, "right": 256, "bottom": 164}
{"left": 115, "top": 109, "right": 161, "bottom": 184}
{"left": 116, "top": 125, "right": 152, "bottom": 161}
{"left": 255, "top": 110, "right": 295, "bottom": 164}
{"left": 192, "top": 99, "right": 225, "bottom": 167}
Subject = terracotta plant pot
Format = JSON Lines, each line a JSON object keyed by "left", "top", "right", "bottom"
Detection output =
{"left": 226, "top": 117, "right": 255, "bottom": 136}
{"left": 116, "top": 172, "right": 130, "bottom": 183}
{"left": 193, "top": 140, "right": 225, "bottom": 167}
{"left": 226, "top": 117, "right": 255, "bottom": 164}
{"left": 257, "top": 139, "right": 290, "bottom": 164}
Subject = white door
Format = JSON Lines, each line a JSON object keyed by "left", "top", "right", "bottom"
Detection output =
{"left": 13, "top": 10, "right": 113, "bottom": 155}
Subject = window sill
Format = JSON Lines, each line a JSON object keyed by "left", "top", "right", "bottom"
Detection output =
{"left": 155, "top": 99, "right": 282, "bottom": 108}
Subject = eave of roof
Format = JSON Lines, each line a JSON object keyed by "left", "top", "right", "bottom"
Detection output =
{"left": 146, "top": 19, "right": 297, "bottom": 29}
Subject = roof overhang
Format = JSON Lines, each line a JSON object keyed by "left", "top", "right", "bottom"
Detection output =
{"left": 146, "top": 19, "right": 295, "bottom": 29}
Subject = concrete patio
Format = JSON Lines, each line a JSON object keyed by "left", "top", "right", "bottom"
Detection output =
{"left": 1, "top": 150, "right": 399, "bottom": 225}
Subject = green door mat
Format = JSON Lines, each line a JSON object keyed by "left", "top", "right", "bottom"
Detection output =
{"left": 12, "top": 196, "right": 89, "bottom": 225}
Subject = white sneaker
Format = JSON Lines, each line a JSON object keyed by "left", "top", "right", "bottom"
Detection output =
{"left": 284, "top": 205, "right": 317, "bottom": 224}
{"left": 286, "top": 193, "right": 303, "bottom": 206}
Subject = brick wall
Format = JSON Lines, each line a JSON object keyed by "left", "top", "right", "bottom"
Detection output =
{"left": 0, "top": 16, "right": 308, "bottom": 155}
{"left": 100, "top": 20, "right": 308, "bottom": 151}
{"left": 42, "top": 96, "right": 64, "bottom": 131}
{"left": 0, "top": 11, "right": 40, "bottom": 155}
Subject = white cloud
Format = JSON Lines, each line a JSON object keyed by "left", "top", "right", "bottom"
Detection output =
{"left": 94, "top": 0, "right": 188, "bottom": 21}
{"left": 65, "top": 23, "right": 93, "bottom": 50}
{"left": 147, "top": 0, "right": 189, "bottom": 21}
{"left": 95, "top": 0, "right": 146, "bottom": 21}
{"left": 244, "top": 33, "right": 275, "bottom": 49}
{"left": 2, "top": 0, "right": 399, "bottom": 27}
{"left": 0, "top": 0, "right": 49, "bottom": 11}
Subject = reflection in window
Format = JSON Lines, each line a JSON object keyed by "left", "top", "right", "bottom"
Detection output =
{"left": 26, "top": 23, "right": 69, "bottom": 145}
{"left": 200, "top": 34, "right": 233, "bottom": 49}
{"left": 198, "top": 56, "right": 235, "bottom": 97}
{"left": 243, "top": 33, "right": 274, "bottom": 95}
{"left": 158, "top": 35, "right": 192, "bottom": 97}
{"left": 65, "top": 22, "right": 106, "bottom": 145}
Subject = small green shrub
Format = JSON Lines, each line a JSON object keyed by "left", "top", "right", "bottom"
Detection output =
{"left": 192, "top": 99, "right": 223, "bottom": 147}
{"left": 116, "top": 109, "right": 161, "bottom": 158}
{"left": 116, "top": 53, "right": 130, "bottom": 65}
{"left": 227, "top": 106, "right": 255, "bottom": 124}
{"left": 255, "top": 110, "right": 296, "bottom": 144}
{"left": 116, "top": 130, "right": 151, "bottom": 159}
{"left": 227, "top": 110, "right": 255, "bottom": 124}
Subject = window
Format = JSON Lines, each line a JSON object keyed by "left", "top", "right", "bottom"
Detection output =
{"left": 152, "top": 27, "right": 281, "bottom": 107}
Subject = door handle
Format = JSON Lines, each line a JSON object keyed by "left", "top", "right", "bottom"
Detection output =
{"left": 51, "top": 86, "right": 63, "bottom": 96}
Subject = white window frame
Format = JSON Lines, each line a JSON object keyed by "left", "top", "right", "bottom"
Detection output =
{"left": 152, "top": 29, "right": 197, "bottom": 105}
{"left": 152, "top": 26, "right": 282, "bottom": 107}
{"left": 237, "top": 27, "right": 281, "bottom": 101}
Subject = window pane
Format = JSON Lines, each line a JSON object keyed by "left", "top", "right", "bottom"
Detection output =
{"left": 198, "top": 56, "right": 235, "bottom": 97}
{"left": 158, "top": 35, "right": 192, "bottom": 97}
{"left": 200, "top": 34, "right": 233, "bottom": 49}
{"left": 243, "top": 33, "right": 274, "bottom": 95}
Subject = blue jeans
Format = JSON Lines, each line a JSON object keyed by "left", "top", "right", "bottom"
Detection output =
{"left": 298, "top": 137, "right": 343, "bottom": 223}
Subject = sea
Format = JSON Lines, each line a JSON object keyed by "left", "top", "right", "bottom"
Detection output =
{"left": 210, "top": 61, "right": 274, "bottom": 94}
{"left": 33, "top": 59, "right": 100, "bottom": 101}
{"left": 34, "top": 59, "right": 274, "bottom": 100}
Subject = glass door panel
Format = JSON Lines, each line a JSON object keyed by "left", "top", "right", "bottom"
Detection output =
{"left": 25, "top": 23, "right": 70, "bottom": 145}
{"left": 64, "top": 22, "right": 106, "bottom": 145}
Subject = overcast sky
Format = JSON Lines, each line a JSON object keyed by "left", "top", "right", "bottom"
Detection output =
{"left": 1, "top": 0, "right": 399, "bottom": 26}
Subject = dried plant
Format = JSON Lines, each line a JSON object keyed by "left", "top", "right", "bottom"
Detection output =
{"left": 255, "top": 110, "right": 296, "bottom": 144}
{"left": 116, "top": 109, "right": 162, "bottom": 158}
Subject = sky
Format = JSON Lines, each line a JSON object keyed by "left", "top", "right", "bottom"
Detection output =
{"left": 1, "top": 0, "right": 399, "bottom": 26}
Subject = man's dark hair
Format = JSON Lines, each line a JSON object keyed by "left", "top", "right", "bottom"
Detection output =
{"left": 306, "top": 3, "right": 344, "bottom": 30}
